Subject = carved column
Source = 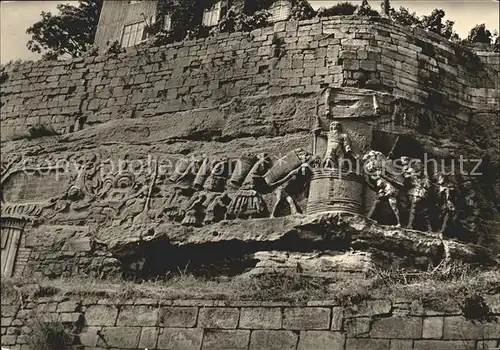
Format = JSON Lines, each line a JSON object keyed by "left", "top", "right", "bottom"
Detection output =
{"left": 306, "top": 168, "right": 365, "bottom": 215}
{"left": 1, "top": 218, "right": 26, "bottom": 277}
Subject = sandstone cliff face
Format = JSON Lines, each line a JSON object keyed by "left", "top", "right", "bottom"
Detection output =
{"left": 1, "top": 16, "right": 498, "bottom": 280}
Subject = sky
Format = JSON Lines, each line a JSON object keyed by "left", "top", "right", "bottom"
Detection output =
{"left": 1, "top": 0, "right": 499, "bottom": 64}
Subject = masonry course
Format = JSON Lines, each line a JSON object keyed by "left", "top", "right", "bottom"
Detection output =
{"left": 2, "top": 295, "right": 500, "bottom": 349}
{"left": 1, "top": 16, "right": 498, "bottom": 140}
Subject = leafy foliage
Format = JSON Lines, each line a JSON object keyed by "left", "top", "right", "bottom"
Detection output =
{"left": 390, "top": 7, "right": 459, "bottom": 41}
{"left": 104, "top": 40, "right": 125, "bottom": 57}
{"left": 146, "top": 0, "right": 218, "bottom": 45}
{"left": 317, "top": 2, "right": 357, "bottom": 17}
{"left": 420, "top": 9, "right": 459, "bottom": 41}
{"left": 26, "top": 314, "right": 72, "bottom": 350}
{"left": 389, "top": 6, "right": 420, "bottom": 27}
{"left": 467, "top": 24, "right": 493, "bottom": 44}
{"left": 215, "top": 6, "right": 272, "bottom": 35}
{"left": 148, "top": 0, "right": 314, "bottom": 45}
{"left": 289, "top": 0, "right": 316, "bottom": 21}
{"left": 26, "top": 0, "right": 103, "bottom": 60}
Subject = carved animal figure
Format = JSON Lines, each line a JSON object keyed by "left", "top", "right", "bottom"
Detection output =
{"left": 264, "top": 149, "right": 313, "bottom": 218}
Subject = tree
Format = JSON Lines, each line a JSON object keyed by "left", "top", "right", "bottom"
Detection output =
{"left": 389, "top": 6, "right": 421, "bottom": 27}
{"left": 420, "top": 9, "right": 459, "bottom": 41}
{"left": 390, "top": 7, "right": 459, "bottom": 41}
{"left": 382, "top": 0, "right": 390, "bottom": 16}
{"left": 467, "top": 24, "right": 493, "bottom": 44}
{"left": 26, "top": 0, "right": 103, "bottom": 60}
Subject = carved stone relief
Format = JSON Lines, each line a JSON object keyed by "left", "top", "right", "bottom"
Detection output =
{"left": 1, "top": 218, "right": 26, "bottom": 277}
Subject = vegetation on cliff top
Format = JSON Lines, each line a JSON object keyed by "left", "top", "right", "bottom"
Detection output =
{"left": 26, "top": 0, "right": 103, "bottom": 60}
{"left": 25, "top": 0, "right": 499, "bottom": 61}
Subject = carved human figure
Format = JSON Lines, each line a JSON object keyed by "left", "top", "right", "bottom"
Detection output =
{"left": 435, "top": 173, "right": 458, "bottom": 234}
{"left": 203, "top": 158, "right": 229, "bottom": 192}
{"left": 203, "top": 192, "right": 231, "bottom": 225}
{"left": 268, "top": 158, "right": 315, "bottom": 218}
{"left": 226, "top": 153, "right": 272, "bottom": 219}
{"left": 368, "top": 177, "right": 401, "bottom": 227}
{"left": 181, "top": 193, "right": 206, "bottom": 226}
{"left": 322, "top": 121, "right": 354, "bottom": 169}
{"left": 118, "top": 181, "right": 150, "bottom": 225}
{"left": 403, "top": 158, "right": 432, "bottom": 231}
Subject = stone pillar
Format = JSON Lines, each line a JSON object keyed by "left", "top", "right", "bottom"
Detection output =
{"left": 1, "top": 218, "right": 25, "bottom": 278}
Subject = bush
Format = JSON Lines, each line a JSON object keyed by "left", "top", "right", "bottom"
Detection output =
{"left": 467, "top": 24, "right": 493, "bottom": 44}
{"left": 104, "top": 40, "right": 125, "bottom": 57}
{"left": 25, "top": 314, "right": 73, "bottom": 350}
{"left": 317, "top": 2, "right": 357, "bottom": 17}
{"left": 28, "top": 123, "right": 59, "bottom": 139}
{"left": 289, "top": 0, "right": 316, "bottom": 21}
{"left": 213, "top": 6, "right": 271, "bottom": 35}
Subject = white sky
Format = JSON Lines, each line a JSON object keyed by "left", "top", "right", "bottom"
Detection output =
{"left": 1, "top": 0, "right": 499, "bottom": 64}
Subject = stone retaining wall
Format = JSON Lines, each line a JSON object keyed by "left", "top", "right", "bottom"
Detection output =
{"left": 1, "top": 16, "right": 498, "bottom": 139}
{"left": 2, "top": 295, "right": 499, "bottom": 349}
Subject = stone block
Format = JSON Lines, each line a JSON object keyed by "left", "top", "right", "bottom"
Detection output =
{"left": 345, "top": 300, "right": 392, "bottom": 317}
{"left": 342, "top": 59, "right": 359, "bottom": 70}
{"left": 139, "top": 327, "right": 159, "bottom": 348}
{"left": 198, "top": 308, "right": 239, "bottom": 329}
{"left": 78, "top": 327, "right": 100, "bottom": 347}
{"left": 413, "top": 340, "right": 475, "bottom": 349}
{"left": 371, "top": 317, "right": 422, "bottom": 339}
{"left": 96, "top": 327, "right": 141, "bottom": 349}
{"left": 484, "top": 318, "right": 500, "bottom": 339}
{"left": 1, "top": 306, "right": 19, "bottom": 317}
{"left": 345, "top": 317, "right": 371, "bottom": 337}
{"left": 1, "top": 335, "right": 17, "bottom": 345}
{"left": 443, "top": 316, "right": 485, "bottom": 339}
{"left": 240, "top": 308, "right": 282, "bottom": 329}
{"left": 331, "top": 307, "right": 343, "bottom": 331}
{"left": 422, "top": 317, "right": 444, "bottom": 339}
{"left": 157, "top": 328, "right": 203, "bottom": 350}
{"left": 1, "top": 318, "right": 12, "bottom": 327}
{"left": 346, "top": 338, "right": 390, "bottom": 350}
{"left": 297, "top": 331, "right": 345, "bottom": 350}
{"left": 389, "top": 340, "right": 413, "bottom": 350}
{"left": 117, "top": 306, "right": 158, "bottom": 326}
{"left": 360, "top": 60, "right": 377, "bottom": 71}
{"left": 60, "top": 312, "right": 82, "bottom": 324}
{"left": 476, "top": 340, "right": 498, "bottom": 349}
{"left": 283, "top": 308, "right": 330, "bottom": 330}
{"left": 249, "top": 330, "right": 298, "bottom": 350}
{"left": 85, "top": 305, "right": 118, "bottom": 326}
{"left": 202, "top": 329, "right": 250, "bottom": 350}
{"left": 159, "top": 307, "right": 197, "bottom": 328}
{"left": 57, "top": 300, "right": 81, "bottom": 313}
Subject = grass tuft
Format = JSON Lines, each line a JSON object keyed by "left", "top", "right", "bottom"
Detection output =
{"left": 1, "top": 262, "right": 498, "bottom": 309}
{"left": 24, "top": 313, "right": 73, "bottom": 350}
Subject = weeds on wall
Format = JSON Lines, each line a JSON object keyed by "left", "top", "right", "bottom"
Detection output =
{"left": 104, "top": 40, "right": 125, "bottom": 57}
{"left": 25, "top": 314, "right": 73, "bottom": 350}
{"left": 5, "top": 122, "right": 60, "bottom": 142}
{"left": 213, "top": 7, "right": 272, "bottom": 35}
